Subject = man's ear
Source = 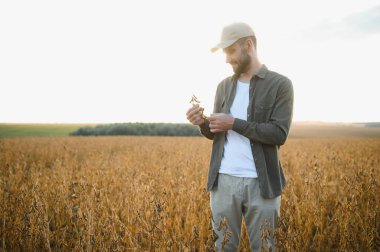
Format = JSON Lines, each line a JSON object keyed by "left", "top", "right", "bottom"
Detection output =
{"left": 246, "top": 38, "right": 253, "bottom": 51}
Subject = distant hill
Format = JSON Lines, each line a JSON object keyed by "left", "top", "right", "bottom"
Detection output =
{"left": 1, "top": 122, "right": 379, "bottom": 138}
{"left": 353, "top": 122, "right": 380, "bottom": 128}
{"left": 0, "top": 123, "right": 92, "bottom": 137}
{"left": 289, "top": 122, "right": 380, "bottom": 138}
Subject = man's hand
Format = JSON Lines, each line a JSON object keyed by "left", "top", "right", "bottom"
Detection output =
{"left": 186, "top": 104, "right": 205, "bottom": 126}
{"left": 209, "top": 113, "right": 235, "bottom": 133}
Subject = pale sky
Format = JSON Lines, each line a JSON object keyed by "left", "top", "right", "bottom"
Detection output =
{"left": 1, "top": 0, "right": 379, "bottom": 123}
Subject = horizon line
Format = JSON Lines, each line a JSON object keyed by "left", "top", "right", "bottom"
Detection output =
{"left": 0, "top": 121, "right": 379, "bottom": 125}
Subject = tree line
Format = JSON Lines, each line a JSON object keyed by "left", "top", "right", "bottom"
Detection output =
{"left": 70, "top": 123, "right": 201, "bottom": 136}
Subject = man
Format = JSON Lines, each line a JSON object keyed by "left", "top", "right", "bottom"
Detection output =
{"left": 186, "top": 22, "right": 294, "bottom": 251}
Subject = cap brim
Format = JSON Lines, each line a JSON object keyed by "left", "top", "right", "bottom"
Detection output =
{"left": 210, "top": 39, "right": 238, "bottom": 53}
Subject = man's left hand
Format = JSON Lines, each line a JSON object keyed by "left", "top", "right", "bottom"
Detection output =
{"left": 209, "top": 113, "right": 235, "bottom": 133}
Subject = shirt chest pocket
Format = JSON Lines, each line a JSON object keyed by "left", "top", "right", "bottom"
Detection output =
{"left": 254, "top": 103, "right": 274, "bottom": 122}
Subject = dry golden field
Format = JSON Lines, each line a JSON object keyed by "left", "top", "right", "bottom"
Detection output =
{"left": 1, "top": 136, "right": 379, "bottom": 251}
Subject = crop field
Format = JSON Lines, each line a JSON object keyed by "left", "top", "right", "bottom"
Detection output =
{"left": 0, "top": 136, "right": 379, "bottom": 251}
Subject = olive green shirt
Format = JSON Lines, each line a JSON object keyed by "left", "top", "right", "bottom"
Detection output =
{"left": 200, "top": 64, "right": 294, "bottom": 199}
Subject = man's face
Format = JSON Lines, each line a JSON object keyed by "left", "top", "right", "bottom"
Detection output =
{"left": 223, "top": 41, "right": 251, "bottom": 76}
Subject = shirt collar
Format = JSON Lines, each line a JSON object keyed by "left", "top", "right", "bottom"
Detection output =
{"left": 255, "top": 64, "right": 268, "bottom": 79}
{"left": 231, "top": 64, "right": 268, "bottom": 81}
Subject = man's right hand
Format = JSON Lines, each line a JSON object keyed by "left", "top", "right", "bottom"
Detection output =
{"left": 186, "top": 104, "right": 205, "bottom": 126}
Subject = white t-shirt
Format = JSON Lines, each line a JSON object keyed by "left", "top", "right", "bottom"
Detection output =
{"left": 219, "top": 80, "right": 257, "bottom": 178}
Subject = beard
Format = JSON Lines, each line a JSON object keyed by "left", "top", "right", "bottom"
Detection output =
{"left": 232, "top": 48, "right": 251, "bottom": 77}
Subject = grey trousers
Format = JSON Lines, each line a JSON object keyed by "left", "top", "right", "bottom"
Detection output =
{"left": 210, "top": 173, "right": 281, "bottom": 252}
